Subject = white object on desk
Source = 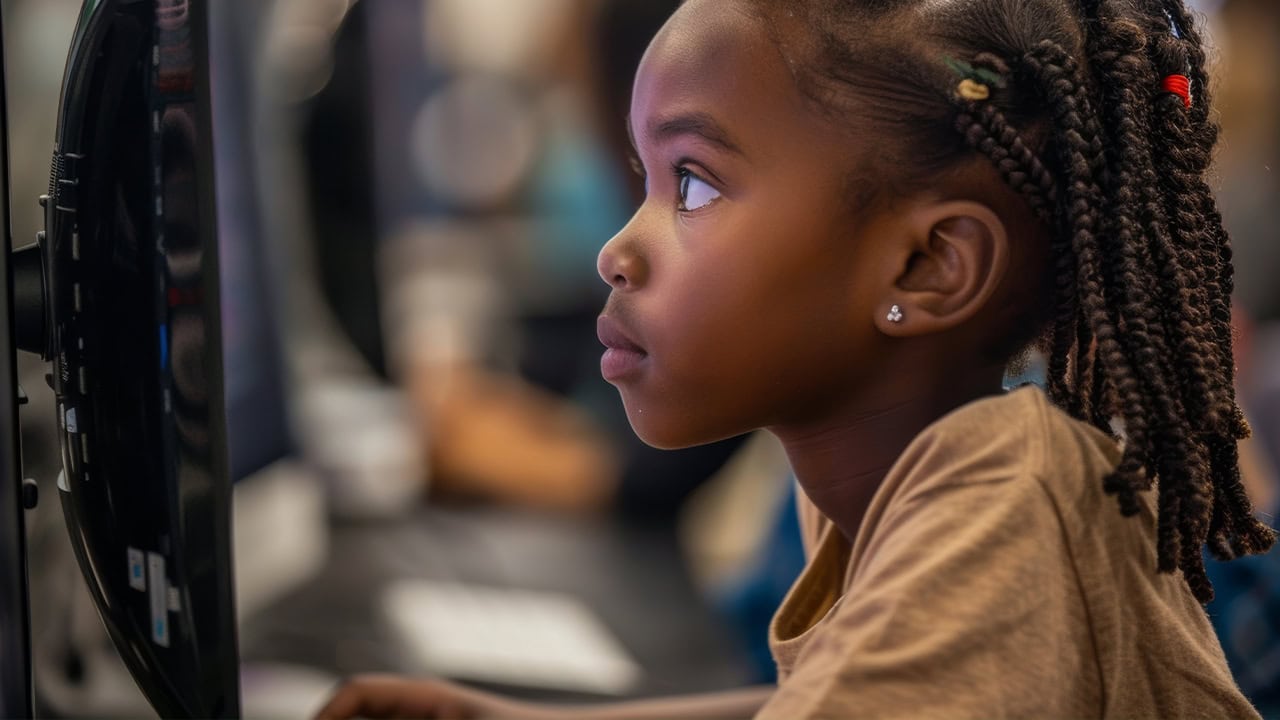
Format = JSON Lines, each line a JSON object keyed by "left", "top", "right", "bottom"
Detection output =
{"left": 382, "top": 579, "right": 642, "bottom": 696}
{"left": 233, "top": 460, "right": 328, "bottom": 620}
{"left": 240, "top": 662, "right": 340, "bottom": 720}
{"left": 299, "top": 380, "right": 427, "bottom": 519}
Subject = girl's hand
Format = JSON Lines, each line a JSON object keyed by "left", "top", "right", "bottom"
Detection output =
{"left": 313, "top": 675, "right": 549, "bottom": 720}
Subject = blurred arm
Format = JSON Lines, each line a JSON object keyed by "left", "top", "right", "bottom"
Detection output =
{"left": 316, "top": 676, "right": 774, "bottom": 720}
{"left": 410, "top": 361, "right": 620, "bottom": 513}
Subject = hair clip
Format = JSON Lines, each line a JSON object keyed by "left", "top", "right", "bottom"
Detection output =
{"left": 944, "top": 57, "right": 1006, "bottom": 102}
{"left": 1161, "top": 74, "right": 1192, "bottom": 108}
{"left": 956, "top": 79, "right": 991, "bottom": 101}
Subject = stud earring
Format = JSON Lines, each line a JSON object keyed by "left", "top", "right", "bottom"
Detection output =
{"left": 887, "top": 304, "right": 904, "bottom": 323}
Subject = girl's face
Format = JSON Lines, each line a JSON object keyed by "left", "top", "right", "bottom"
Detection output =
{"left": 597, "top": 0, "right": 896, "bottom": 449}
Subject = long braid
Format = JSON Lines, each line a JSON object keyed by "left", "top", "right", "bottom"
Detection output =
{"left": 1075, "top": 310, "right": 1097, "bottom": 424}
{"left": 1070, "top": 39, "right": 1171, "bottom": 504}
{"left": 1137, "top": 67, "right": 1231, "bottom": 592}
{"left": 1151, "top": 1, "right": 1242, "bottom": 435}
{"left": 1155, "top": 7, "right": 1257, "bottom": 518}
{"left": 1093, "top": 14, "right": 1226, "bottom": 438}
{"left": 1019, "top": 40, "right": 1160, "bottom": 523}
{"left": 1046, "top": 255, "right": 1079, "bottom": 409}
{"left": 951, "top": 91, "right": 1083, "bottom": 413}
{"left": 1143, "top": 2, "right": 1275, "bottom": 562}
{"left": 1077, "top": 5, "right": 1223, "bottom": 593}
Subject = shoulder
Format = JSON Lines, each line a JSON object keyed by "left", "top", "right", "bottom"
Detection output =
{"left": 847, "top": 385, "right": 1128, "bottom": 579}
{"left": 886, "top": 385, "right": 1122, "bottom": 506}
{"left": 772, "top": 394, "right": 1111, "bottom": 719}
{"left": 850, "top": 388, "right": 1105, "bottom": 588}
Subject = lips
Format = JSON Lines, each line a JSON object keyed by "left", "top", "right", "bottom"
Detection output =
{"left": 597, "top": 314, "right": 647, "bottom": 381}
{"left": 597, "top": 315, "right": 645, "bottom": 353}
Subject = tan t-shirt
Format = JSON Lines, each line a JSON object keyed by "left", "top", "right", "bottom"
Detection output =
{"left": 759, "top": 386, "right": 1260, "bottom": 719}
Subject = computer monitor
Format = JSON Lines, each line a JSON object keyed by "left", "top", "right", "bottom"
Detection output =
{"left": 1, "top": 8, "right": 35, "bottom": 714}
{"left": 6, "top": 0, "right": 240, "bottom": 716}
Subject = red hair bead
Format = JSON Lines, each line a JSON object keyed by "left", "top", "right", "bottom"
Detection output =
{"left": 1162, "top": 74, "right": 1192, "bottom": 109}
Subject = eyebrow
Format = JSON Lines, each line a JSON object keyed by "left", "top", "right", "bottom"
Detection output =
{"left": 627, "top": 111, "right": 745, "bottom": 157}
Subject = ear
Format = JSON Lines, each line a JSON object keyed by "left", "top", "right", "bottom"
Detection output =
{"left": 873, "top": 200, "right": 1010, "bottom": 337}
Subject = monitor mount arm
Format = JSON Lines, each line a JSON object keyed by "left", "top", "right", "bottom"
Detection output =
{"left": 11, "top": 195, "right": 58, "bottom": 361}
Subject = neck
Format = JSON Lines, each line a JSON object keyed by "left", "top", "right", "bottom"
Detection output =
{"left": 772, "top": 364, "right": 1007, "bottom": 542}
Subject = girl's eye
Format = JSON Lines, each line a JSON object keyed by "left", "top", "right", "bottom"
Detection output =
{"left": 676, "top": 168, "right": 720, "bottom": 211}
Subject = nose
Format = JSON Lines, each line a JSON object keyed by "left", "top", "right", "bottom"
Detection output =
{"left": 597, "top": 223, "right": 648, "bottom": 291}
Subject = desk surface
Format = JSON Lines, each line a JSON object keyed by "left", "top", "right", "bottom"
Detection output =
{"left": 238, "top": 505, "right": 755, "bottom": 700}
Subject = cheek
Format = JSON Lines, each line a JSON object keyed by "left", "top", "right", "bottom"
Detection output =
{"left": 609, "top": 275, "right": 773, "bottom": 448}
{"left": 625, "top": 258, "right": 862, "bottom": 445}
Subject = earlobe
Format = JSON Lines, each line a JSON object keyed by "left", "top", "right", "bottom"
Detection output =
{"left": 874, "top": 200, "right": 1010, "bottom": 337}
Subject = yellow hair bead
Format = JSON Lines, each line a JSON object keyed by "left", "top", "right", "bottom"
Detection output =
{"left": 956, "top": 78, "right": 991, "bottom": 101}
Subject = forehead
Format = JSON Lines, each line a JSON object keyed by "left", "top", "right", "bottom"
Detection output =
{"left": 631, "top": 0, "right": 830, "bottom": 160}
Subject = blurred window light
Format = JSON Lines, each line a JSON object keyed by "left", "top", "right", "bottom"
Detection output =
{"left": 411, "top": 76, "right": 540, "bottom": 209}
{"left": 424, "top": 0, "right": 576, "bottom": 75}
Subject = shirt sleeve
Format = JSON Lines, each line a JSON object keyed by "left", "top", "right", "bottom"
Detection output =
{"left": 758, "top": 474, "right": 1100, "bottom": 720}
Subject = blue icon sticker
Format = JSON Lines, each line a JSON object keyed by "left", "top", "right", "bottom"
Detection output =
{"left": 127, "top": 547, "right": 146, "bottom": 591}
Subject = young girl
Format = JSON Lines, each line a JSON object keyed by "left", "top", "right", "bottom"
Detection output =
{"left": 317, "top": 0, "right": 1275, "bottom": 716}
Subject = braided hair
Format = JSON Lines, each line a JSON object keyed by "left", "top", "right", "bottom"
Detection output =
{"left": 746, "top": 0, "right": 1275, "bottom": 602}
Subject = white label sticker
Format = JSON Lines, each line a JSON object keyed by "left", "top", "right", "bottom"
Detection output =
{"left": 64, "top": 407, "right": 78, "bottom": 434}
{"left": 128, "top": 548, "right": 146, "bottom": 591}
{"left": 167, "top": 584, "right": 181, "bottom": 612}
{"left": 147, "top": 553, "right": 170, "bottom": 647}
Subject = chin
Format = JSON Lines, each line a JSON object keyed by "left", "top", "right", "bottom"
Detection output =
{"left": 621, "top": 405, "right": 688, "bottom": 449}
{"left": 632, "top": 427, "right": 695, "bottom": 450}
{"left": 623, "top": 403, "right": 739, "bottom": 450}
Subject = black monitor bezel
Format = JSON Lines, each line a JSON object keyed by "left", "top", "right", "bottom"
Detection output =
{"left": 44, "top": 0, "right": 240, "bottom": 716}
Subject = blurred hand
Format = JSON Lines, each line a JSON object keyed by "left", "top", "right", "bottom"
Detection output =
{"left": 314, "top": 675, "right": 548, "bottom": 720}
{"left": 410, "top": 362, "right": 620, "bottom": 512}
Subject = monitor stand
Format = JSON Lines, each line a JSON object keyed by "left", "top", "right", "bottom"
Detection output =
{"left": 0, "top": 353, "right": 36, "bottom": 718}
{"left": 1, "top": 3, "right": 36, "bottom": 713}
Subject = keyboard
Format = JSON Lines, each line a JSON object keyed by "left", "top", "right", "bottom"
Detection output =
{"left": 382, "top": 579, "right": 642, "bottom": 695}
